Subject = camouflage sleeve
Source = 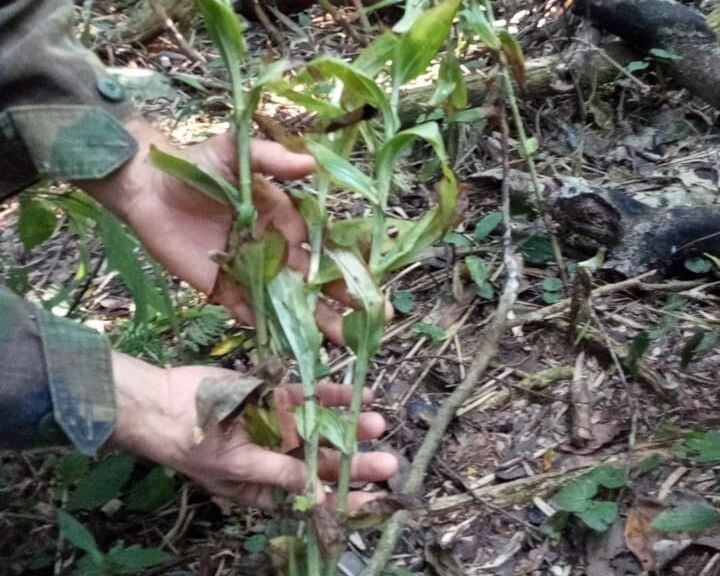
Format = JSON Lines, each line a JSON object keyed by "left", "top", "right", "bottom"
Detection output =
{"left": 0, "top": 286, "right": 116, "bottom": 455}
{"left": 0, "top": 0, "right": 138, "bottom": 199}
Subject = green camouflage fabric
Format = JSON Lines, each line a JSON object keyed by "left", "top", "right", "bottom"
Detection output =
{"left": 0, "top": 287, "right": 116, "bottom": 455}
{"left": 0, "top": 0, "right": 136, "bottom": 454}
{"left": 0, "top": 0, "right": 137, "bottom": 198}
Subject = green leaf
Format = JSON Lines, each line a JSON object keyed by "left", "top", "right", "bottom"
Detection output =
{"left": 392, "top": 0, "right": 429, "bottom": 33}
{"left": 244, "top": 404, "right": 282, "bottom": 450}
{"left": 127, "top": 466, "right": 176, "bottom": 512}
{"left": 677, "top": 430, "right": 720, "bottom": 463}
{"left": 586, "top": 465, "right": 628, "bottom": 489}
{"left": 55, "top": 452, "right": 90, "bottom": 486}
{"left": 149, "top": 146, "right": 238, "bottom": 209}
{"left": 542, "top": 277, "right": 564, "bottom": 292}
{"left": 639, "top": 453, "right": 664, "bottom": 474}
{"left": 448, "top": 106, "right": 487, "bottom": 124}
{"left": 93, "top": 210, "right": 173, "bottom": 325}
{"left": 411, "top": 322, "right": 446, "bottom": 344}
{"left": 304, "top": 57, "right": 397, "bottom": 134}
{"left": 684, "top": 257, "right": 712, "bottom": 274}
{"left": 540, "top": 511, "right": 571, "bottom": 540}
{"left": 521, "top": 234, "right": 554, "bottom": 263}
{"left": 649, "top": 47, "right": 681, "bottom": 61}
{"left": 195, "top": 0, "right": 246, "bottom": 95}
{"left": 243, "top": 534, "right": 268, "bottom": 553}
{"left": 376, "top": 122, "right": 447, "bottom": 204}
{"left": 577, "top": 500, "right": 619, "bottom": 532}
{"left": 381, "top": 175, "right": 459, "bottom": 272}
{"left": 67, "top": 453, "right": 135, "bottom": 511}
{"left": 306, "top": 141, "right": 379, "bottom": 204}
{"left": 466, "top": 256, "right": 490, "bottom": 295}
{"left": 58, "top": 510, "right": 103, "bottom": 563}
{"left": 473, "top": 212, "right": 503, "bottom": 241}
{"left": 296, "top": 405, "right": 352, "bottom": 455}
{"left": 625, "top": 332, "right": 650, "bottom": 376}
{"left": 431, "top": 53, "right": 467, "bottom": 109}
{"left": 393, "top": 0, "right": 461, "bottom": 85}
{"left": 681, "top": 331, "right": 720, "bottom": 368}
{"left": 18, "top": 196, "right": 58, "bottom": 250}
{"left": 652, "top": 503, "right": 720, "bottom": 532}
{"left": 392, "top": 290, "right": 415, "bottom": 314}
{"left": 498, "top": 30, "right": 526, "bottom": 87}
{"left": 268, "top": 269, "right": 321, "bottom": 384}
{"left": 354, "top": 31, "right": 400, "bottom": 76}
{"left": 460, "top": 5, "right": 500, "bottom": 51}
{"left": 627, "top": 60, "right": 650, "bottom": 72}
{"left": 444, "top": 232, "right": 471, "bottom": 247}
{"left": 542, "top": 290, "right": 561, "bottom": 304}
{"left": 554, "top": 477, "right": 597, "bottom": 513}
{"left": 107, "top": 544, "right": 171, "bottom": 570}
{"left": 327, "top": 249, "right": 384, "bottom": 357}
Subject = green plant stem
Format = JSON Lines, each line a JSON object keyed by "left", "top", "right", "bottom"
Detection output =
{"left": 309, "top": 175, "right": 330, "bottom": 282}
{"left": 481, "top": 0, "right": 567, "bottom": 286}
{"left": 336, "top": 345, "right": 369, "bottom": 516}
{"left": 369, "top": 205, "right": 385, "bottom": 273}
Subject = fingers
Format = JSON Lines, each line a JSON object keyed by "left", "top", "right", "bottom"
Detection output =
{"left": 324, "top": 490, "right": 388, "bottom": 514}
{"left": 250, "top": 139, "right": 316, "bottom": 180}
{"left": 234, "top": 445, "right": 325, "bottom": 504}
{"left": 282, "top": 383, "right": 373, "bottom": 407}
{"left": 315, "top": 300, "right": 346, "bottom": 345}
{"left": 317, "top": 448, "right": 399, "bottom": 483}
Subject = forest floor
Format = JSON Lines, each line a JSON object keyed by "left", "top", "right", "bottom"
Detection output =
{"left": 1, "top": 1, "right": 719, "bottom": 575}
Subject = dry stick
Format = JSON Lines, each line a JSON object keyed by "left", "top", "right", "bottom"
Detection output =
{"left": 351, "top": 0, "right": 372, "bottom": 33}
{"left": 249, "top": 0, "right": 286, "bottom": 52}
{"left": 316, "top": 0, "right": 368, "bottom": 46}
{"left": 362, "top": 101, "right": 521, "bottom": 576}
{"left": 148, "top": 0, "right": 206, "bottom": 63}
{"left": 509, "top": 270, "right": 657, "bottom": 327}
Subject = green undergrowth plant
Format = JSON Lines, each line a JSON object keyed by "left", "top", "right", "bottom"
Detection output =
{"left": 147, "top": 0, "right": 466, "bottom": 573}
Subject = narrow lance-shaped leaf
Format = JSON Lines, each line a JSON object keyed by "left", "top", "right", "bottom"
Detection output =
{"left": 195, "top": 0, "right": 246, "bottom": 96}
{"left": 354, "top": 31, "right": 400, "bottom": 76}
{"left": 326, "top": 249, "right": 384, "bottom": 357}
{"left": 460, "top": 5, "right": 500, "bottom": 51}
{"left": 430, "top": 53, "right": 468, "bottom": 109}
{"left": 306, "top": 140, "right": 379, "bottom": 204}
{"left": 58, "top": 510, "right": 103, "bottom": 564}
{"left": 392, "top": 0, "right": 429, "bottom": 33}
{"left": 380, "top": 173, "right": 459, "bottom": 272}
{"left": 149, "top": 146, "right": 239, "bottom": 209}
{"left": 267, "top": 268, "right": 322, "bottom": 385}
{"left": 376, "top": 122, "right": 447, "bottom": 205}
{"left": 303, "top": 57, "right": 398, "bottom": 135}
{"left": 393, "top": 0, "right": 461, "bottom": 85}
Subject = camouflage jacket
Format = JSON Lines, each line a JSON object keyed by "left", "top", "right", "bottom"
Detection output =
{"left": 0, "top": 0, "right": 138, "bottom": 455}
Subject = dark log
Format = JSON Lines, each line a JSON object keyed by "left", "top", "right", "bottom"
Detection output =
{"left": 474, "top": 169, "right": 720, "bottom": 277}
{"left": 573, "top": 0, "right": 720, "bottom": 109}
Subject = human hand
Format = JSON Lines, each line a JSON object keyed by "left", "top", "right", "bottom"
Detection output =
{"left": 107, "top": 353, "right": 398, "bottom": 510}
{"left": 81, "top": 119, "right": 355, "bottom": 343}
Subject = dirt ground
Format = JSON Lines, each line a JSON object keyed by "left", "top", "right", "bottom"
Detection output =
{"left": 1, "top": 1, "right": 719, "bottom": 575}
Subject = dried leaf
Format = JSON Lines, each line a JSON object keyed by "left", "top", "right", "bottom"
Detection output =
{"left": 195, "top": 375, "right": 264, "bottom": 440}
{"left": 310, "top": 505, "right": 346, "bottom": 559}
{"left": 348, "top": 494, "right": 424, "bottom": 529}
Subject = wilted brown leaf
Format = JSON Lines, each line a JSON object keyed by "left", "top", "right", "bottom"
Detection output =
{"left": 348, "top": 493, "right": 424, "bottom": 530}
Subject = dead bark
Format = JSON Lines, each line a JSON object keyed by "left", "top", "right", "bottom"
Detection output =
{"left": 573, "top": 0, "right": 720, "bottom": 109}
{"left": 118, "top": 0, "right": 196, "bottom": 43}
